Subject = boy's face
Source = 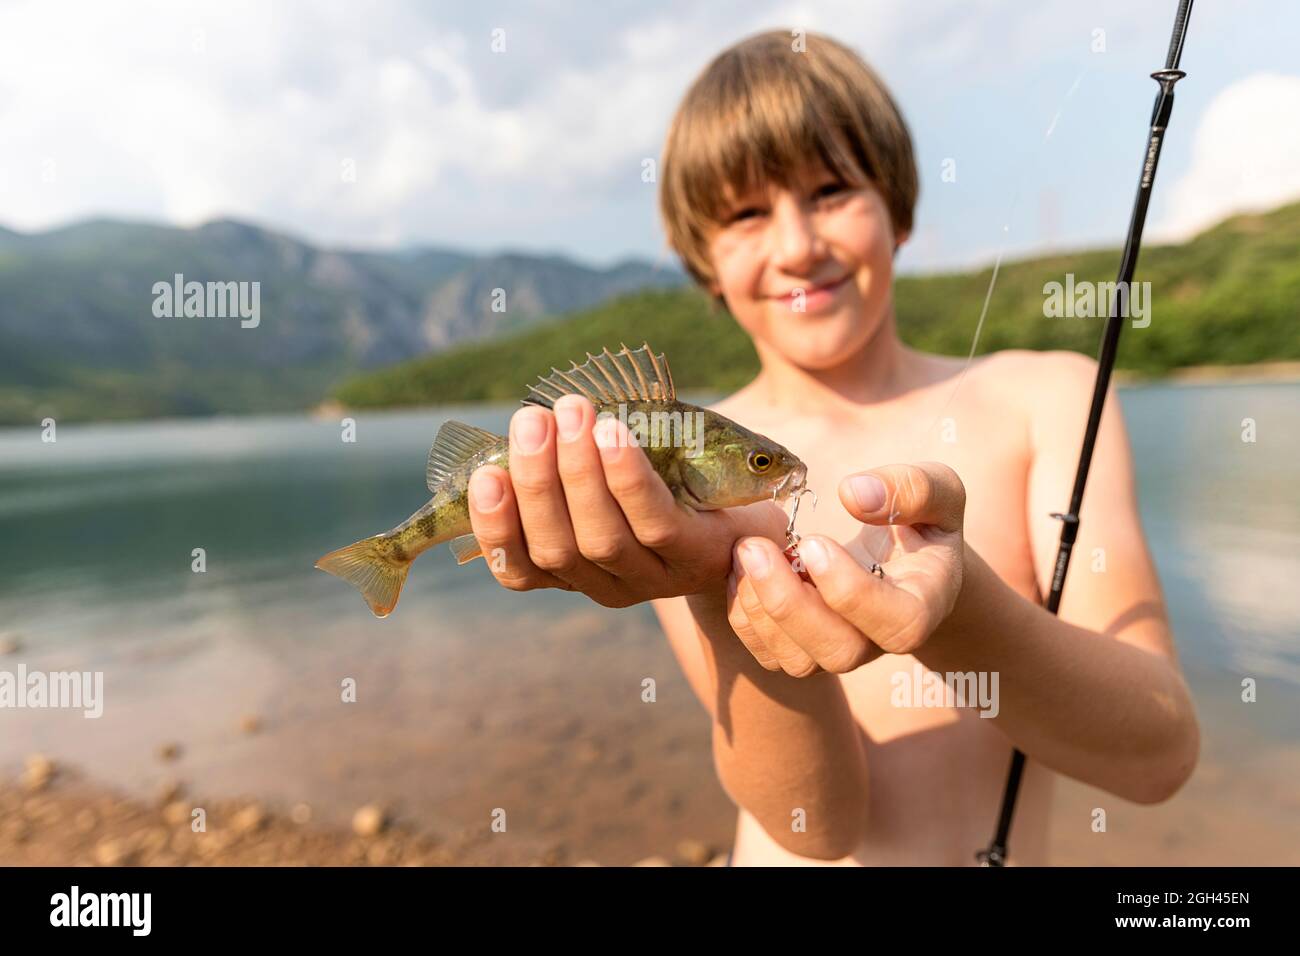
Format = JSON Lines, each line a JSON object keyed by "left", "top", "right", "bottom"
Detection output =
{"left": 704, "top": 161, "right": 906, "bottom": 370}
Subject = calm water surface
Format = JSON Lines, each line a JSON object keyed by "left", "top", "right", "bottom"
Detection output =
{"left": 0, "top": 382, "right": 1295, "bottom": 863}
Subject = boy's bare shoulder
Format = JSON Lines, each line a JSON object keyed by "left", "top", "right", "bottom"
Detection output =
{"left": 979, "top": 347, "right": 1097, "bottom": 376}
{"left": 704, "top": 350, "right": 1102, "bottom": 432}
{"left": 967, "top": 348, "right": 1101, "bottom": 418}
{"left": 705, "top": 381, "right": 761, "bottom": 420}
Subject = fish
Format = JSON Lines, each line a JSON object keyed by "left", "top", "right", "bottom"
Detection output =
{"left": 315, "top": 343, "right": 808, "bottom": 617}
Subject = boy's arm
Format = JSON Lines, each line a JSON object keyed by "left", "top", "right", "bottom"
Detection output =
{"left": 727, "top": 351, "right": 1199, "bottom": 805}
{"left": 917, "top": 351, "right": 1199, "bottom": 803}
{"left": 651, "top": 591, "right": 870, "bottom": 860}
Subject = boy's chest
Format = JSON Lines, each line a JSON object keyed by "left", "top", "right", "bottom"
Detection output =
{"left": 761, "top": 409, "right": 1045, "bottom": 739}
{"left": 777, "top": 418, "right": 1038, "bottom": 590}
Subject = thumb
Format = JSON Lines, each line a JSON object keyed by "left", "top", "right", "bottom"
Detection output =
{"left": 839, "top": 462, "right": 966, "bottom": 533}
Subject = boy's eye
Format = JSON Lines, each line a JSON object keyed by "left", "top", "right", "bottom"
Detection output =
{"left": 813, "top": 181, "right": 848, "bottom": 201}
{"left": 728, "top": 206, "right": 765, "bottom": 224}
{"left": 723, "top": 181, "right": 847, "bottom": 225}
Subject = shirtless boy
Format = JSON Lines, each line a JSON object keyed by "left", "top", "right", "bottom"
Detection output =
{"left": 462, "top": 29, "right": 1199, "bottom": 866}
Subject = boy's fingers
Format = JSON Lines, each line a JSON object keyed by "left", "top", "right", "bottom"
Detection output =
{"left": 737, "top": 537, "right": 879, "bottom": 674}
{"left": 552, "top": 395, "right": 666, "bottom": 584}
{"left": 839, "top": 462, "right": 966, "bottom": 533}
{"left": 507, "top": 406, "right": 620, "bottom": 596}
{"left": 726, "top": 573, "right": 783, "bottom": 671}
{"left": 732, "top": 543, "right": 821, "bottom": 678}
{"left": 800, "top": 534, "right": 920, "bottom": 653}
{"left": 466, "top": 465, "right": 575, "bottom": 592}
{"left": 593, "top": 416, "right": 687, "bottom": 552}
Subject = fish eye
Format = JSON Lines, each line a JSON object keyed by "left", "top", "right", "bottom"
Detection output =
{"left": 747, "top": 451, "right": 773, "bottom": 473}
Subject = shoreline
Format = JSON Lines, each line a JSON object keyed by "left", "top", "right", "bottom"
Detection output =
{"left": 1, "top": 761, "right": 728, "bottom": 867}
{"left": 1, "top": 361, "right": 1295, "bottom": 431}
{"left": 9, "top": 748, "right": 1295, "bottom": 866}
{"left": 315, "top": 360, "right": 1300, "bottom": 418}
{"left": 1112, "top": 360, "right": 1300, "bottom": 387}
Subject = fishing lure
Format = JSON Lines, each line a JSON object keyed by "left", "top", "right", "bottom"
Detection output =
{"left": 781, "top": 484, "right": 884, "bottom": 583}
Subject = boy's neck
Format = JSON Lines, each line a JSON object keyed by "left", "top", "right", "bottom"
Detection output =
{"left": 750, "top": 310, "right": 918, "bottom": 415}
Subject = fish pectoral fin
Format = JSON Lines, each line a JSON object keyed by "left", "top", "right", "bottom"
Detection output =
{"left": 448, "top": 533, "right": 485, "bottom": 565}
{"left": 673, "top": 486, "right": 715, "bottom": 512}
{"left": 427, "top": 421, "right": 503, "bottom": 493}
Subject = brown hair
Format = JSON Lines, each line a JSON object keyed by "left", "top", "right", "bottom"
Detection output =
{"left": 659, "top": 30, "right": 918, "bottom": 294}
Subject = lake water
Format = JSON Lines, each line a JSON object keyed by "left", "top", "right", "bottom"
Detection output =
{"left": 1, "top": 382, "right": 1296, "bottom": 864}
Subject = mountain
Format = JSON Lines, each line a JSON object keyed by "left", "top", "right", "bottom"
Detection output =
{"left": 335, "top": 201, "right": 1300, "bottom": 408}
{"left": 0, "top": 218, "right": 684, "bottom": 423}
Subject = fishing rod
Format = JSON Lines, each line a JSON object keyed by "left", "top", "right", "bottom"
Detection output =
{"left": 976, "top": 0, "right": 1195, "bottom": 868}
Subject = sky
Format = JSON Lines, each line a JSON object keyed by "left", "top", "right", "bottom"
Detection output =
{"left": 1, "top": 0, "right": 1298, "bottom": 275}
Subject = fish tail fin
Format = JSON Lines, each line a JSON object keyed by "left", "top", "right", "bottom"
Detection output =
{"left": 315, "top": 536, "right": 411, "bottom": 618}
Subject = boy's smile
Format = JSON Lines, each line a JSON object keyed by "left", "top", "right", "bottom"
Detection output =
{"left": 769, "top": 271, "right": 853, "bottom": 313}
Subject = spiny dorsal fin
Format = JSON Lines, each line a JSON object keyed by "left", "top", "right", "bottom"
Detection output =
{"left": 427, "top": 420, "right": 501, "bottom": 493}
{"left": 521, "top": 343, "right": 674, "bottom": 409}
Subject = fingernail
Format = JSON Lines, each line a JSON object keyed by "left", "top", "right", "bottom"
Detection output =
{"left": 848, "top": 475, "right": 887, "bottom": 512}
{"left": 594, "top": 417, "right": 622, "bottom": 461}
{"left": 555, "top": 400, "right": 583, "bottom": 441}
{"left": 731, "top": 548, "right": 746, "bottom": 580}
{"left": 800, "top": 537, "right": 828, "bottom": 574}
{"left": 512, "top": 411, "right": 546, "bottom": 453}
{"left": 470, "top": 470, "right": 503, "bottom": 510}
{"left": 738, "top": 542, "right": 771, "bottom": 580}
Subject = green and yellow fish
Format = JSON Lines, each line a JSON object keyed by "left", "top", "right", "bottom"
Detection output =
{"left": 316, "top": 343, "right": 807, "bottom": 617}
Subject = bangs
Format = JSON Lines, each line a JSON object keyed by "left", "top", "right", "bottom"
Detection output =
{"left": 673, "top": 59, "right": 872, "bottom": 229}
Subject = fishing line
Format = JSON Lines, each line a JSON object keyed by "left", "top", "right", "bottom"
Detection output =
{"left": 780, "top": 66, "right": 1091, "bottom": 575}
{"left": 978, "top": 0, "right": 1195, "bottom": 866}
{"left": 866, "top": 65, "right": 1092, "bottom": 563}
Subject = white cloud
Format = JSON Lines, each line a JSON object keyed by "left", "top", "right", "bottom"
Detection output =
{"left": 1155, "top": 73, "right": 1300, "bottom": 240}
{"left": 2, "top": 0, "right": 1281, "bottom": 268}
{"left": 0, "top": 0, "right": 728, "bottom": 247}
{"left": 0, "top": 0, "right": 1024, "bottom": 247}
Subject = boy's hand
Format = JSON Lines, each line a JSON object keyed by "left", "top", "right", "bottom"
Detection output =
{"left": 466, "top": 396, "right": 789, "bottom": 608}
{"left": 727, "top": 463, "right": 967, "bottom": 677}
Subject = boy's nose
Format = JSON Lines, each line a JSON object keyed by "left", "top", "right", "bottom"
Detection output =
{"left": 769, "top": 197, "right": 823, "bottom": 274}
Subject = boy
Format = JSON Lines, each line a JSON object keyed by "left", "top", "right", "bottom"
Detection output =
{"left": 462, "top": 30, "right": 1199, "bottom": 865}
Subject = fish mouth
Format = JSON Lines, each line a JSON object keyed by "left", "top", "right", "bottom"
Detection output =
{"left": 774, "top": 464, "right": 809, "bottom": 502}
{"left": 774, "top": 464, "right": 816, "bottom": 545}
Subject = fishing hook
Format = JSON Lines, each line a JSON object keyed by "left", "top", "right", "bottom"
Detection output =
{"left": 782, "top": 484, "right": 885, "bottom": 579}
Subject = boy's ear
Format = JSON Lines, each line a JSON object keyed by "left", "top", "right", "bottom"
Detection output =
{"left": 893, "top": 228, "right": 911, "bottom": 260}
{"left": 705, "top": 281, "right": 729, "bottom": 314}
